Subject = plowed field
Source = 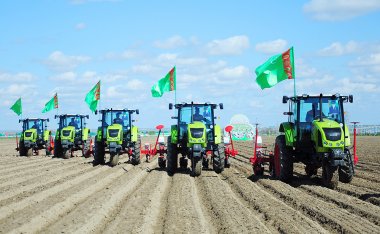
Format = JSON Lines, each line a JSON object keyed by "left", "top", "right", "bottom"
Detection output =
{"left": 0, "top": 136, "right": 379, "bottom": 233}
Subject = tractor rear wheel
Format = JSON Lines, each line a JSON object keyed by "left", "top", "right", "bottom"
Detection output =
{"left": 54, "top": 140, "right": 63, "bottom": 158}
{"left": 94, "top": 138, "right": 105, "bottom": 165}
{"left": 19, "top": 140, "right": 27, "bottom": 156}
{"left": 322, "top": 163, "right": 338, "bottom": 189}
{"left": 305, "top": 164, "right": 318, "bottom": 177}
{"left": 339, "top": 149, "right": 354, "bottom": 183}
{"left": 273, "top": 135, "right": 293, "bottom": 182}
{"left": 63, "top": 149, "right": 71, "bottom": 159}
{"left": 213, "top": 143, "right": 225, "bottom": 174}
{"left": 109, "top": 153, "right": 119, "bottom": 167}
{"left": 131, "top": 136, "right": 141, "bottom": 165}
{"left": 26, "top": 148, "right": 33, "bottom": 157}
{"left": 166, "top": 136, "right": 177, "bottom": 176}
{"left": 158, "top": 157, "right": 166, "bottom": 169}
{"left": 191, "top": 157, "right": 202, "bottom": 177}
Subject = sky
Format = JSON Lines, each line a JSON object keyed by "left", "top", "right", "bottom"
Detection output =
{"left": 1, "top": 0, "right": 380, "bottom": 131}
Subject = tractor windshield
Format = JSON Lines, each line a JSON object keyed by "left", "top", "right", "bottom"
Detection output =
{"left": 103, "top": 111, "right": 130, "bottom": 130}
{"left": 24, "top": 119, "right": 43, "bottom": 133}
{"left": 300, "top": 97, "right": 343, "bottom": 123}
{"left": 60, "top": 116, "right": 82, "bottom": 129}
{"left": 178, "top": 105, "right": 214, "bottom": 140}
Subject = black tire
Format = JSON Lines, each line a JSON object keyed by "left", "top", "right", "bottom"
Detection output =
{"left": 322, "top": 163, "right": 339, "bottom": 189}
{"left": 109, "top": 153, "right": 119, "bottom": 167}
{"left": 166, "top": 136, "right": 178, "bottom": 175}
{"left": 63, "top": 149, "right": 71, "bottom": 159}
{"left": 94, "top": 137, "right": 105, "bottom": 165}
{"left": 179, "top": 157, "right": 188, "bottom": 169}
{"left": 191, "top": 157, "right": 202, "bottom": 177}
{"left": 253, "top": 164, "right": 264, "bottom": 176}
{"left": 131, "top": 136, "right": 141, "bottom": 165}
{"left": 339, "top": 149, "right": 354, "bottom": 183}
{"left": 82, "top": 139, "right": 91, "bottom": 158}
{"left": 305, "top": 164, "right": 318, "bottom": 177}
{"left": 26, "top": 147, "right": 33, "bottom": 157}
{"left": 158, "top": 157, "right": 166, "bottom": 169}
{"left": 273, "top": 135, "right": 293, "bottom": 182}
{"left": 213, "top": 144, "right": 225, "bottom": 174}
{"left": 19, "top": 140, "right": 27, "bottom": 156}
{"left": 54, "top": 140, "right": 63, "bottom": 158}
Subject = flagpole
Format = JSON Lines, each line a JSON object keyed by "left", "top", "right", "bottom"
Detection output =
{"left": 292, "top": 47, "right": 296, "bottom": 98}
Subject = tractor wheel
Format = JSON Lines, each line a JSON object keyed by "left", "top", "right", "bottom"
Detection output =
{"left": 109, "top": 153, "right": 119, "bottom": 167}
{"left": 305, "top": 164, "right": 318, "bottom": 177}
{"left": 54, "top": 140, "right": 63, "bottom": 158}
{"left": 63, "top": 149, "right": 71, "bottom": 159}
{"left": 26, "top": 148, "right": 33, "bottom": 157}
{"left": 94, "top": 138, "right": 105, "bottom": 165}
{"left": 322, "top": 163, "right": 338, "bottom": 189}
{"left": 166, "top": 136, "right": 178, "bottom": 176}
{"left": 158, "top": 157, "right": 166, "bottom": 169}
{"left": 213, "top": 144, "right": 225, "bottom": 174}
{"left": 191, "top": 157, "right": 202, "bottom": 177}
{"left": 131, "top": 136, "right": 141, "bottom": 165}
{"left": 19, "top": 140, "right": 27, "bottom": 156}
{"left": 273, "top": 135, "right": 293, "bottom": 182}
{"left": 82, "top": 139, "right": 92, "bottom": 158}
{"left": 253, "top": 164, "right": 264, "bottom": 176}
{"left": 339, "top": 149, "right": 354, "bottom": 183}
{"left": 179, "top": 157, "right": 188, "bottom": 169}
{"left": 224, "top": 157, "right": 230, "bottom": 168}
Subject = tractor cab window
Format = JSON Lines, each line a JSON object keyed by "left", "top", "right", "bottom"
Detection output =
{"left": 104, "top": 111, "right": 130, "bottom": 130}
{"left": 27, "top": 120, "right": 43, "bottom": 133}
{"left": 179, "top": 107, "right": 192, "bottom": 140}
{"left": 67, "top": 116, "right": 81, "bottom": 129}
{"left": 300, "top": 98, "right": 342, "bottom": 123}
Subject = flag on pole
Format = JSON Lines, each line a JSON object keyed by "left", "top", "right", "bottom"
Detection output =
{"left": 255, "top": 47, "right": 295, "bottom": 90}
{"left": 85, "top": 81, "right": 100, "bottom": 112}
{"left": 42, "top": 93, "right": 58, "bottom": 113}
{"left": 151, "top": 66, "right": 176, "bottom": 97}
{"left": 10, "top": 98, "right": 22, "bottom": 116}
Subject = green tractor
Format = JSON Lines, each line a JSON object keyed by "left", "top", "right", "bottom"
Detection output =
{"left": 54, "top": 114, "right": 92, "bottom": 159}
{"left": 94, "top": 109, "right": 141, "bottom": 167}
{"left": 276, "top": 93, "right": 354, "bottom": 189}
{"left": 167, "top": 102, "right": 225, "bottom": 177}
{"left": 17, "top": 118, "right": 52, "bottom": 156}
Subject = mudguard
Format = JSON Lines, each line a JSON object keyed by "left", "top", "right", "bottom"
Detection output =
{"left": 96, "top": 127, "right": 102, "bottom": 142}
{"left": 131, "top": 126, "right": 138, "bottom": 142}
{"left": 344, "top": 125, "right": 351, "bottom": 146}
{"left": 82, "top": 128, "right": 90, "bottom": 141}
{"left": 43, "top": 130, "right": 51, "bottom": 141}
{"left": 214, "top": 125, "right": 222, "bottom": 144}
{"left": 279, "top": 122, "right": 294, "bottom": 147}
{"left": 170, "top": 125, "right": 178, "bottom": 144}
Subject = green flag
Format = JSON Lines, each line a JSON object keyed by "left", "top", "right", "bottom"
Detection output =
{"left": 42, "top": 93, "right": 58, "bottom": 113}
{"left": 151, "top": 66, "right": 176, "bottom": 97}
{"left": 10, "top": 98, "right": 22, "bottom": 116}
{"left": 85, "top": 81, "right": 100, "bottom": 113}
{"left": 255, "top": 47, "right": 295, "bottom": 90}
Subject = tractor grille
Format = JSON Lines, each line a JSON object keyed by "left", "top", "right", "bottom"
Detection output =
{"left": 62, "top": 130, "right": 71, "bottom": 137}
{"left": 108, "top": 129, "right": 120, "bottom": 138}
{"left": 190, "top": 128, "right": 204, "bottom": 138}
{"left": 25, "top": 132, "right": 32, "bottom": 137}
{"left": 323, "top": 128, "right": 341, "bottom": 141}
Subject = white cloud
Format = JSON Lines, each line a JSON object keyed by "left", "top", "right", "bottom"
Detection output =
{"left": 331, "top": 78, "right": 379, "bottom": 93}
{"left": 303, "top": 0, "right": 380, "bottom": 21}
{"left": 44, "top": 51, "right": 91, "bottom": 71}
{"left": 50, "top": 72, "right": 77, "bottom": 81}
{"left": 318, "top": 41, "right": 359, "bottom": 56}
{"left": 75, "top": 22, "right": 86, "bottom": 30}
{"left": 296, "top": 59, "right": 318, "bottom": 78}
{"left": 249, "top": 100, "right": 264, "bottom": 108}
{"left": 104, "top": 50, "right": 141, "bottom": 60}
{"left": 206, "top": 35, "right": 250, "bottom": 55}
{"left": 131, "top": 64, "right": 157, "bottom": 74}
{"left": 218, "top": 65, "right": 249, "bottom": 78}
{"left": 255, "top": 39, "right": 288, "bottom": 54}
{"left": 155, "top": 53, "right": 207, "bottom": 66}
{"left": 0, "top": 84, "right": 36, "bottom": 96}
{"left": 154, "top": 35, "right": 187, "bottom": 49}
{"left": 126, "top": 79, "right": 144, "bottom": 90}
{"left": 0, "top": 72, "right": 35, "bottom": 82}
{"left": 350, "top": 52, "right": 380, "bottom": 73}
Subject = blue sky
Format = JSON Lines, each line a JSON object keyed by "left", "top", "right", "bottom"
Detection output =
{"left": 1, "top": 0, "right": 380, "bottom": 131}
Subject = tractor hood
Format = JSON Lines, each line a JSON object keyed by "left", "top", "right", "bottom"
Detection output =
{"left": 187, "top": 121, "right": 207, "bottom": 146}
{"left": 61, "top": 126, "right": 75, "bottom": 142}
{"left": 106, "top": 124, "right": 123, "bottom": 144}
{"left": 24, "top": 128, "right": 37, "bottom": 142}
{"left": 312, "top": 118, "right": 345, "bottom": 149}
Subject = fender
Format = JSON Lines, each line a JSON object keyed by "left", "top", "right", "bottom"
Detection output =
{"left": 131, "top": 126, "right": 138, "bottom": 142}
{"left": 43, "top": 130, "right": 51, "bottom": 142}
{"left": 82, "top": 128, "right": 90, "bottom": 141}
{"left": 214, "top": 125, "right": 222, "bottom": 144}
{"left": 279, "top": 122, "right": 294, "bottom": 147}
{"left": 170, "top": 125, "right": 178, "bottom": 144}
{"left": 96, "top": 127, "right": 102, "bottom": 142}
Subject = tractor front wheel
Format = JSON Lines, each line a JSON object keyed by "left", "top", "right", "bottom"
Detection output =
{"left": 179, "top": 157, "right": 188, "bottom": 169}
{"left": 166, "top": 136, "right": 177, "bottom": 176}
{"left": 19, "top": 140, "right": 27, "bottom": 156}
{"left": 131, "top": 136, "right": 141, "bottom": 165}
{"left": 109, "top": 153, "right": 119, "bottom": 167}
{"left": 54, "top": 140, "right": 63, "bottom": 158}
{"left": 191, "top": 157, "right": 202, "bottom": 177}
{"left": 339, "top": 149, "right": 354, "bottom": 183}
{"left": 305, "top": 164, "right": 318, "bottom": 177}
{"left": 322, "top": 163, "right": 338, "bottom": 189}
{"left": 273, "top": 135, "right": 293, "bottom": 182}
{"left": 63, "top": 149, "right": 71, "bottom": 159}
{"left": 26, "top": 148, "right": 33, "bottom": 157}
{"left": 213, "top": 144, "right": 225, "bottom": 174}
{"left": 158, "top": 157, "right": 166, "bottom": 169}
{"left": 94, "top": 138, "right": 105, "bottom": 165}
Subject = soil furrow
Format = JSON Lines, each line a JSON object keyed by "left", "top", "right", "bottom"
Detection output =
{"left": 0, "top": 158, "right": 65, "bottom": 175}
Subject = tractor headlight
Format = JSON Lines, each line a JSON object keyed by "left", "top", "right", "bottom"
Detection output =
{"left": 323, "top": 128, "right": 341, "bottom": 141}
{"left": 190, "top": 128, "right": 204, "bottom": 138}
{"left": 108, "top": 129, "right": 120, "bottom": 138}
{"left": 25, "top": 132, "right": 33, "bottom": 137}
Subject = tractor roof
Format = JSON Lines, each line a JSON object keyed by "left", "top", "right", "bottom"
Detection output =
{"left": 55, "top": 114, "right": 89, "bottom": 119}
{"left": 172, "top": 102, "right": 223, "bottom": 109}
{"left": 283, "top": 93, "right": 353, "bottom": 103}
{"left": 19, "top": 118, "right": 49, "bottom": 123}
{"left": 97, "top": 108, "right": 139, "bottom": 114}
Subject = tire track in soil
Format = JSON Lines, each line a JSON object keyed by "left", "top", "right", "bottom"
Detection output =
{"left": 0, "top": 165, "right": 111, "bottom": 231}
{"left": 0, "top": 157, "right": 65, "bottom": 175}
{"left": 196, "top": 170, "right": 272, "bottom": 233}
{"left": 0, "top": 156, "right": 47, "bottom": 168}
{"left": 0, "top": 158, "right": 84, "bottom": 189}
{"left": 100, "top": 167, "right": 170, "bottom": 233}
{"left": 42, "top": 160, "right": 157, "bottom": 233}
{"left": 157, "top": 171, "right": 212, "bottom": 234}
{"left": 0, "top": 162, "right": 96, "bottom": 206}
{"left": 221, "top": 168, "right": 329, "bottom": 234}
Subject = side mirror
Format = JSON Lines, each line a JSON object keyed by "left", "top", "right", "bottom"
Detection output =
{"left": 225, "top": 125, "right": 233, "bottom": 133}
{"left": 219, "top": 103, "right": 224, "bottom": 109}
{"left": 86, "top": 115, "right": 89, "bottom": 119}
{"left": 156, "top": 124, "right": 164, "bottom": 130}
{"left": 349, "top": 95, "right": 353, "bottom": 103}
{"left": 95, "top": 110, "right": 98, "bottom": 115}
{"left": 136, "top": 109, "right": 139, "bottom": 115}
{"left": 47, "top": 118, "right": 49, "bottom": 122}
{"left": 283, "top": 112, "right": 293, "bottom": 115}
{"left": 282, "top": 96, "right": 289, "bottom": 104}
{"left": 169, "top": 103, "right": 173, "bottom": 110}
{"left": 54, "top": 115, "right": 58, "bottom": 119}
